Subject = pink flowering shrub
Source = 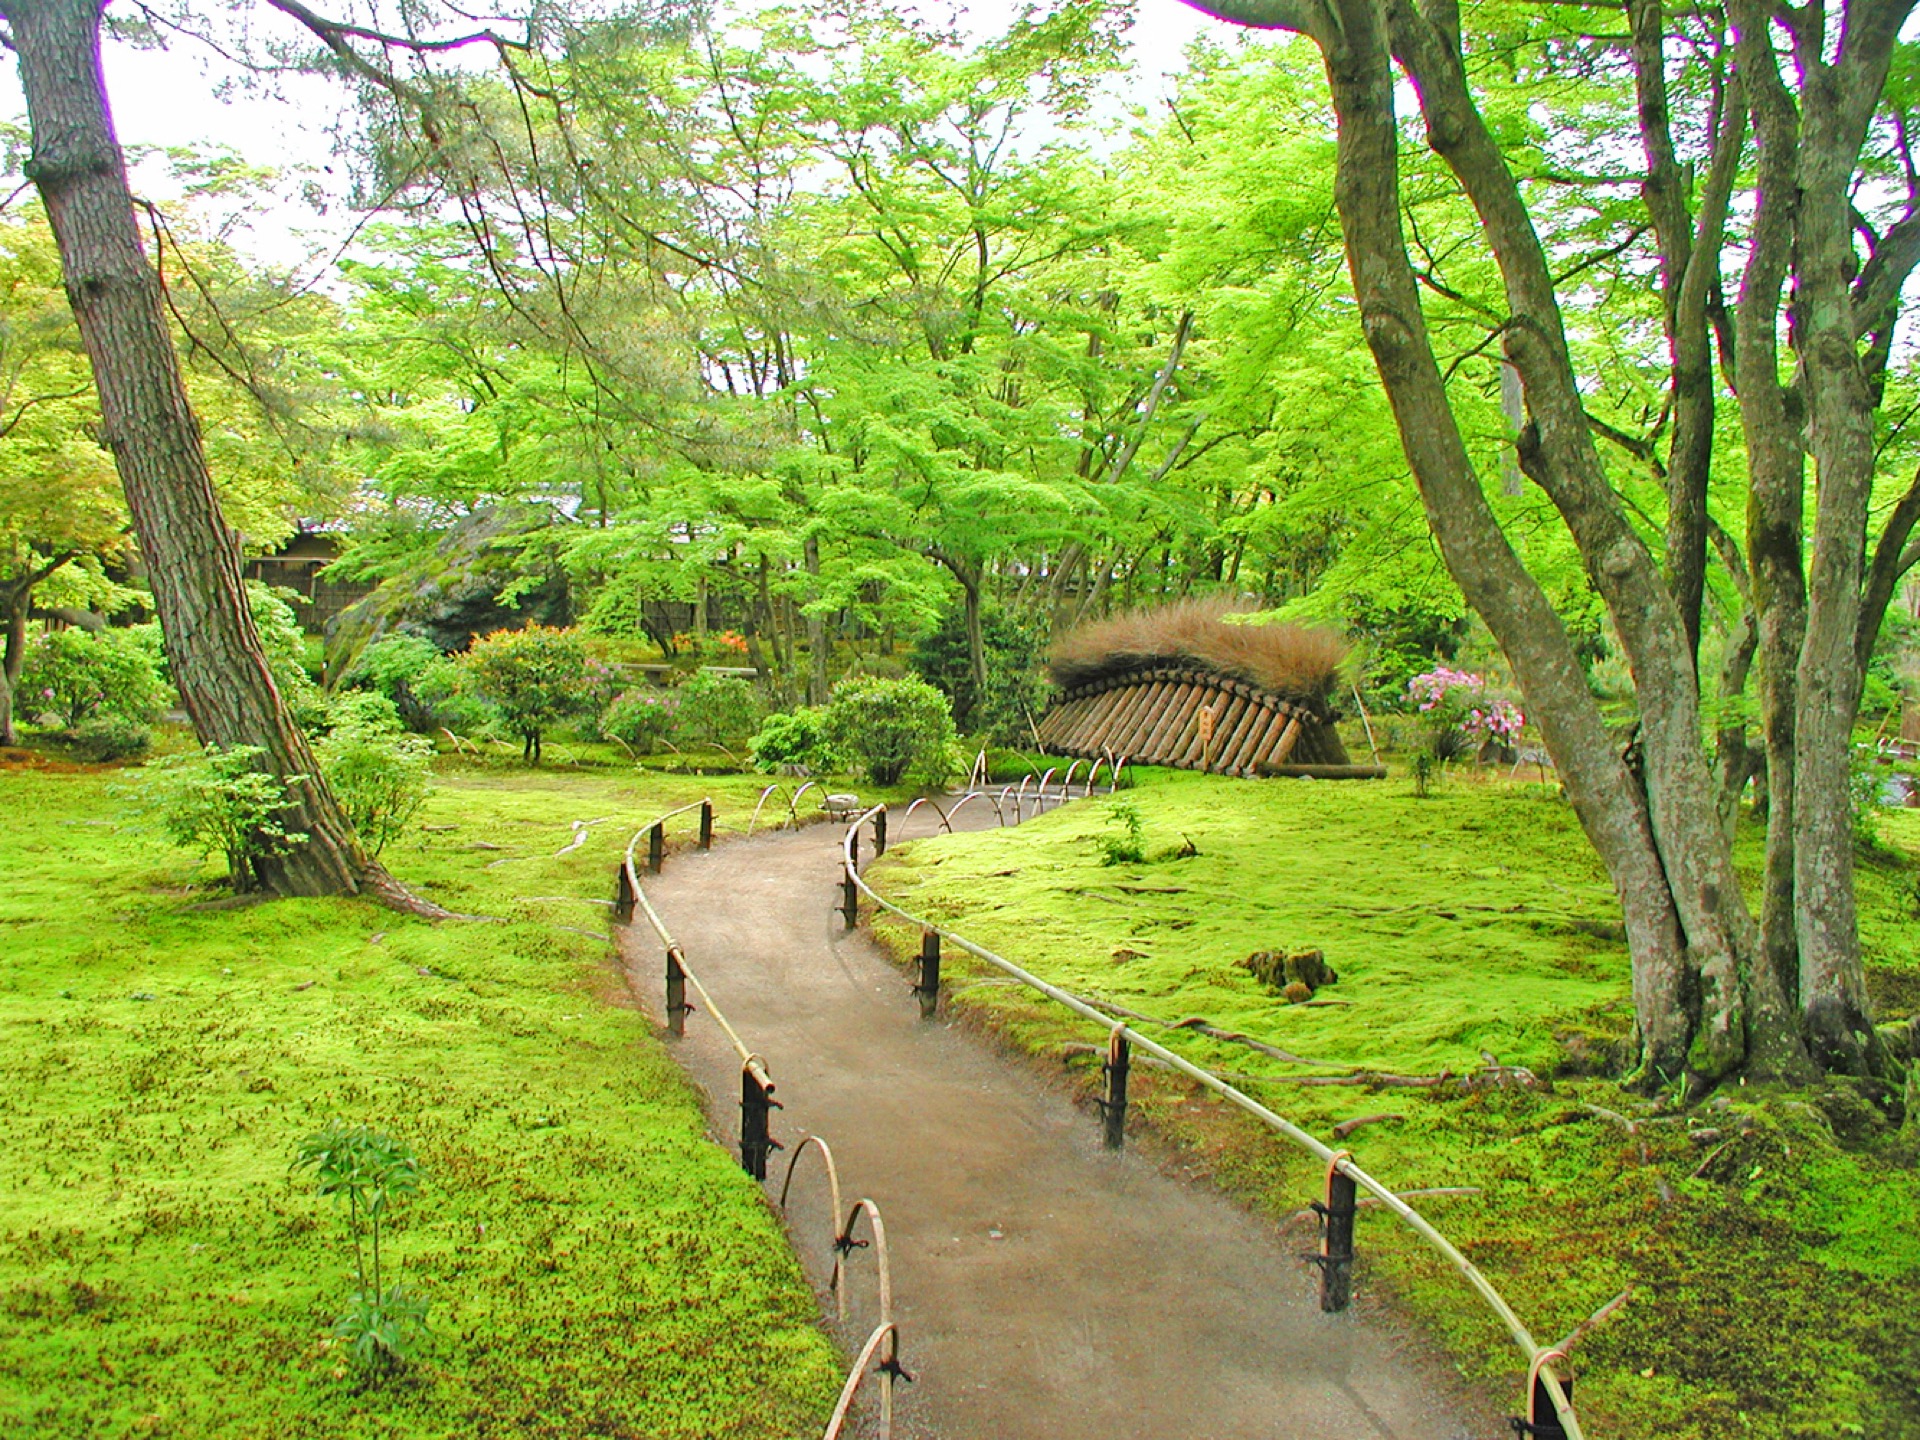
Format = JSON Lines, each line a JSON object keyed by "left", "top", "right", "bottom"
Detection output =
{"left": 1408, "top": 666, "right": 1525, "bottom": 759}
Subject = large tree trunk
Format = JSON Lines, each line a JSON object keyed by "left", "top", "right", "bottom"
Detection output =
{"left": 4, "top": 0, "right": 438, "bottom": 914}
{"left": 1726, "top": 0, "right": 1907, "bottom": 1076}
{"left": 1785, "top": 17, "right": 1898, "bottom": 1072}
{"left": 1723, "top": 0, "right": 1817, "bottom": 1079}
{"left": 1181, "top": 0, "right": 1914, "bottom": 1085}
{"left": 1317, "top": 0, "right": 1703, "bottom": 1083}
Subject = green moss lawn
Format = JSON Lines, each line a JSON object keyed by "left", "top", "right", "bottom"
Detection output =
{"left": 1, "top": 754, "right": 838, "bottom": 1439}
{"left": 870, "top": 765, "right": 1920, "bottom": 1440}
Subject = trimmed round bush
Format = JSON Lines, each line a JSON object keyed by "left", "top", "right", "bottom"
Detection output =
{"left": 823, "top": 676, "right": 957, "bottom": 787}
{"left": 459, "top": 625, "right": 601, "bottom": 762}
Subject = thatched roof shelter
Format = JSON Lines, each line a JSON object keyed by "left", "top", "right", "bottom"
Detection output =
{"left": 1037, "top": 601, "right": 1367, "bottom": 777}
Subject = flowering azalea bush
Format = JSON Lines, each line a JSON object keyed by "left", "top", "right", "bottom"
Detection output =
{"left": 1471, "top": 697, "right": 1526, "bottom": 744}
{"left": 601, "top": 688, "right": 679, "bottom": 753}
{"left": 459, "top": 625, "right": 611, "bottom": 762}
{"left": 1408, "top": 666, "right": 1525, "bottom": 759}
{"left": 672, "top": 629, "right": 751, "bottom": 658}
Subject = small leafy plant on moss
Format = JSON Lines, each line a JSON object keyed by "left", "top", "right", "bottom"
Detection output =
{"left": 129, "top": 744, "right": 309, "bottom": 891}
{"left": 1096, "top": 800, "right": 1146, "bottom": 866}
{"left": 294, "top": 1124, "right": 428, "bottom": 1371}
{"left": 1412, "top": 750, "right": 1436, "bottom": 798}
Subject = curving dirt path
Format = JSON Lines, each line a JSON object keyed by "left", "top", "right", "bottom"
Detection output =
{"left": 619, "top": 806, "right": 1496, "bottom": 1440}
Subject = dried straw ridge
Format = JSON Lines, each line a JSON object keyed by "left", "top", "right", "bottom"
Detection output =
{"left": 1047, "top": 599, "right": 1349, "bottom": 702}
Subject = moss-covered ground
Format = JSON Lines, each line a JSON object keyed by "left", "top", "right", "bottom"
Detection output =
{"left": 869, "top": 766, "right": 1920, "bottom": 1440}
{"left": 0, "top": 751, "right": 840, "bottom": 1439}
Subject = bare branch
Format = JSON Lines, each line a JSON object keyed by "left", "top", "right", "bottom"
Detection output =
{"left": 1857, "top": 466, "right": 1920, "bottom": 668}
{"left": 263, "top": 0, "right": 524, "bottom": 59}
{"left": 0, "top": 383, "right": 93, "bottom": 440}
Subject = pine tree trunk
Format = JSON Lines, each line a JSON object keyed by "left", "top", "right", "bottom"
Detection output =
{"left": 0, "top": 581, "right": 27, "bottom": 747}
{"left": 4, "top": 0, "right": 439, "bottom": 915}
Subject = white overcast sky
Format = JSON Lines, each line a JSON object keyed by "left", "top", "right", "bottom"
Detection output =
{"left": 2, "top": 0, "right": 1229, "bottom": 268}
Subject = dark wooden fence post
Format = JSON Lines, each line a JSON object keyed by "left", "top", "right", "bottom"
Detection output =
{"left": 665, "top": 945, "right": 689, "bottom": 1037}
{"left": 1514, "top": 1370, "right": 1573, "bottom": 1440}
{"left": 1316, "top": 1159, "right": 1358, "bottom": 1312}
{"left": 873, "top": 809, "right": 887, "bottom": 856}
{"left": 842, "top": 867, "right": 860, "bottom": 929}
{"left": 699, "top": 800, "right": 714, "bottom": 850}
{"left": 614, "top": 864, "right": 634, "bottom": 923}
{"left": 739, "top": 1062, "right": 779, "bottom": 1179}
{"left": 915, "top": 929, "right": 941, "bottom": 1019}
{"left": 647, "top": 822, "right": 665, "bottom": 874}
{"left": 850, "top": 827, "right": 861, "bottom": 869}
{"left": 1101, "top": 1028, "right": 1131, "bottom": 1150}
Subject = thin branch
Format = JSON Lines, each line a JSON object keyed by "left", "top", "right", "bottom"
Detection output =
{"left": 0, "top": 384, "right": 94, "bottom": 440}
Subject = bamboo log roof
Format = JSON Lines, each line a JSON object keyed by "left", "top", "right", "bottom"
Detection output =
{"left": 1037, "top": 665, "right": 1350, "bottom": 776}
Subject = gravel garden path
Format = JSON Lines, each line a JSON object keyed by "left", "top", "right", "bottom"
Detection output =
{"left": 619, "top": 805, "right": 1495, "bottom": 1440}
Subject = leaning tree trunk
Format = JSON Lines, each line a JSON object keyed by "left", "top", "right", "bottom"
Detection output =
{"left": 3, "top": 0, "right": 438, "bottom": 914}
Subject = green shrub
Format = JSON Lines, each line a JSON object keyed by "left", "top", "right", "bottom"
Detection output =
{"left": 459, "top": 625, "right": 606, "bottom": 762}
{"left": 341, "top": 633, "right": 499, "bottom": 738}
{"left": 672, "top": 671, "right": 764, "bottom": 748}
{"left": 17, "top": 626, "right": 169, "bottom": 730}
{"left": 340, "top": 634, "right": 445, "bottom": 731}
{"left": 601, "top": 689, "right": 679, "bottom": 753}
{"left": 823, "top": 675, "right": 957, "bottom": 787}
{"left": 1096, "top": 799, "right": 1146, "bottom": 866}
{"left": 325, "top": 690, "right": 405, "bottom": 735}
{"left": 132, "top": 744, "right": 308, "bottom": 891}
{"left": 67, "top": 714, "right": 153, "bottom": 762}
{"left": 748, "top": 707, "right": 840, "bottom": 773}
{"left": 413, "top": 659, "right": 500, "bottom": 739}
{"left": 314, "top": 712, "right": 432, "bottom": 856}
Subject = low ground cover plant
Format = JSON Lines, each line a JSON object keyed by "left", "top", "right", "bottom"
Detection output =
{"left": 869, "top": 767, "right": 1920, "bottom": 1440}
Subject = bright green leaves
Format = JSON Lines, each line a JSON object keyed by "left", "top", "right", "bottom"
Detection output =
{"left": 294, "top": 1124, "right": 430, "bottom": 1371}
